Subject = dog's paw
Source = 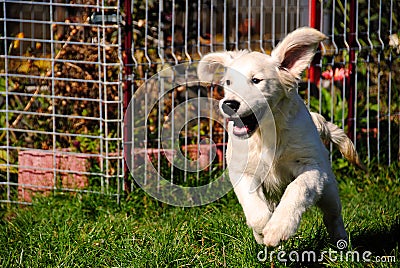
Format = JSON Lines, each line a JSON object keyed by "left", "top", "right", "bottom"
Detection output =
{"left": 262, "top": 218, "right": 298, "bottom": 247}
{"left": 246, "top": 213, "right": 271, "bottom": 235}
{"left": 252, "top": 229, "right": 264, "bottom": 244}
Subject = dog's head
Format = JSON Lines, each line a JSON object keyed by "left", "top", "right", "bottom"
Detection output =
{"left": 197, "top": 27, "right": 327, "bottom": 139}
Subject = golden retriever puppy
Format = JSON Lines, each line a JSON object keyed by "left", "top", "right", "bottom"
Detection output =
{"left": 197, "top": 27, "right": 364, "bottom": 246}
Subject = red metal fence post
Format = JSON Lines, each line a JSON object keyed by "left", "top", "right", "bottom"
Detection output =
{"left": 308, "top": 0, "right": 321, "bottom": 84}
{"left": 123, "top": 0, "right": 133, "bottom": 190}
{"left": 346, "top": 0, "right": 356, "bottom": 140}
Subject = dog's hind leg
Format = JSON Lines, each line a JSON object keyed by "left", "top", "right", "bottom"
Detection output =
{"left": 317, "top": 180, "right": 348, "bottom": 244}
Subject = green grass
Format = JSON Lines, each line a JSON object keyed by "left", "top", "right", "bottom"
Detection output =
{"left": 0, "top": 162, "right": 399, "bottom": 267}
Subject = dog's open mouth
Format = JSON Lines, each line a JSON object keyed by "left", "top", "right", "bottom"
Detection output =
{"left": 228, "top": 107, "right": 267, "bottom": 138}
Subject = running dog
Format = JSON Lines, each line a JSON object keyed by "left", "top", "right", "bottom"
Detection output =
{"left": 197, "top": 27, "right": 365, "bottom": 246}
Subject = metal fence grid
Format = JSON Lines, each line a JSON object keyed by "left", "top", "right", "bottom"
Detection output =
{"left": 1, "top": 0, "right": 124, "bottom": 204}
{"left": 1, "top": 0, "right": 399, "bottom": 204}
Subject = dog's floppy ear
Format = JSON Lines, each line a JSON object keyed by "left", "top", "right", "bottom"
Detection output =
{"left": 271, "top": 27, "right": 327, "bottom": 81}
{"left": 197, "top": 51, "right": 247, "bottom": 82}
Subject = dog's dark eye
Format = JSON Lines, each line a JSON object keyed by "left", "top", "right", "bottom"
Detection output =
{"left": 226, "top": 79, "right": 231, "bottom": 86}
{"left": 251, "top": 78, "right": 262, "bottom": 84}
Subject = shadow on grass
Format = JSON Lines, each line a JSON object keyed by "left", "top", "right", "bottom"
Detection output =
{"left": 351, "top": 217, "right": 400, "bottom": 255}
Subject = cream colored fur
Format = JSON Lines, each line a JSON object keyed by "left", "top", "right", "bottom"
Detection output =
{"left": 197, "top": 27, "right": 364, "bottom": 246}
{"left": 310, "top": 112, "right": 367, "bottom": 171}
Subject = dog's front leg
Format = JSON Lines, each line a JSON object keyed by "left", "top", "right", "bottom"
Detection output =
{"left": 262, "top": 167, "right": 325, "bottom": 246}
{"left": 231, "top": 172, "right": 272, "bottom": 244}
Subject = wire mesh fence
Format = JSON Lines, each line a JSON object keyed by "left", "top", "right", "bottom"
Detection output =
{"left": 1, "top": 0, "right": 399, "bottom": 204}
{"left": 1, "top": 0, "right": 124, "bottom": 204}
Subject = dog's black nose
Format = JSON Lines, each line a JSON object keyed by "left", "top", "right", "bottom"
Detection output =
{"left": 222, "top": 100, "right": 240, "bottom": 116}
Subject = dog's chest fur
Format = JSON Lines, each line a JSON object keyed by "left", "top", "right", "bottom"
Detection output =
{"left": 226, "top": 97, "right": 327, "bottom": 203}
{"left": 226, "top": 126, "right": 294, "bottom": 203}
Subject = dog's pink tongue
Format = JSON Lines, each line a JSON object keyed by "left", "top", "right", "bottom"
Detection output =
{"left": 233, "top": 125, "right": 249, "bottom": 136}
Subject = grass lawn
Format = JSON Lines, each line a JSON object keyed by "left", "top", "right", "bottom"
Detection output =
{"left": 0, "top": 162, "right": 399, "bottom": 267}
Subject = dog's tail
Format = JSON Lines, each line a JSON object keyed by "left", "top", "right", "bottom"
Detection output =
{"left": 310, "top": 112, "right": 367, "bottom": 171}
